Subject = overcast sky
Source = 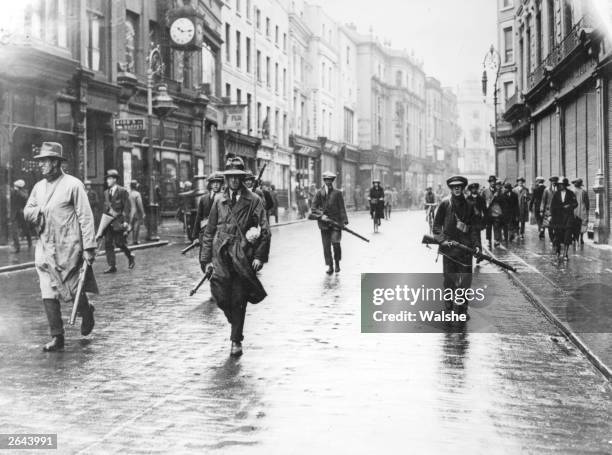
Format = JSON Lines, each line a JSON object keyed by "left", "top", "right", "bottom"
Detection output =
{"left": 316, "top": 0, "right": 498, "bottom": 90}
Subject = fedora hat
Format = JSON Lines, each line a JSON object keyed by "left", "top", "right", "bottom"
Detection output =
{"left": 105, "top": 169, "right": 120, "bottom": 179}
{"left": 549, "top": 176, "right": 559, "bottom": 183}
{"left": 224, "top": 157, "right": 247, "bottom": 176}
{"left": 559, "top": 177, "right": 570, "bottom": 186}
{"left": 467, "top": 182, "right": 480, "bottom": 190}
{"left": 517, "top": 177, "right": 525, "bottom": 183}
{"left": 487, "top": 175, "right": 497, "bottom": 183}
{"left": 572, "top": 178, "right": 583, "bottom": 186}
{"left": 33, "top": 142, "right": 66, "bottom": 161}
{"left": 208, "top": 172, "right": 225, "bottom": 182}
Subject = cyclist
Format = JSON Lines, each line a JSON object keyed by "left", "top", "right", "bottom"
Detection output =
{"left": 369, "top": 179, "right": 385, "bottom": 231}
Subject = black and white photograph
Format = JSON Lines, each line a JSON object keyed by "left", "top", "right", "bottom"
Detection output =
{"left": 1, "top": 0, "right": 612, "bottom": 453}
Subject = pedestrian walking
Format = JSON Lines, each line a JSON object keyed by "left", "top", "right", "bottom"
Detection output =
{"left": 101, "top": 169, "right": 135, "bottom": 274}
{"left": 191, "top": 172, "right": 224, "bottom": 241}
{"left": 571, "top": 178, "right": 589, "bottom": 245}
{"left": 540, "top": 176, "right": 558, "bottom": 243}
{"left": 501, "top": 182, "right": 519, "bottom": 241}
{"left": 129, "top": 181, "right": 145, "bottom": 245}
{"left": 480, "top": 175, "right": 498, "bottom": 248}
{"left": 23, "top": 142, "right": 97, "bottom": 352}
{"left": 391, "top": 187, "right": 399, "bottom": 208}
{"left": 466, "top": 182, "right": 486, "bottom": 253}
{"left": 384, "top": 185, "right": 393, "bottom": 220}
{"left": 514, "top": 178, "right": 530, "bottom": 240}
{"left": 312, "top": 171, "right": 349, "bottom": 275}
{"left": 368, "top": 179, "right": 385, "bottom": 230}
{"left": 432, "top": 176, "right": 480, "bottom": 317}
{"left": 84, "top": 180, "right": 101, "bottom": 231}
{"left": 268, "top": 184, "right": 279, "bottom": 224}
{"left": 530, "top": 176, "right": 546, "bottom": 239}
{"left": 296, "top": 184, "right": 308, "bottom": 219}
{"left": 550, "top": 177, "right": 577, "bottom": 260}
{"left": 199, "top": 157, "right": 271, "bottom": 357}
{"left": 10, "top": 179, "right": 32, "bottom": 253}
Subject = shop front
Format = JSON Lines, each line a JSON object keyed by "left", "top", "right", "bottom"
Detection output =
{"left": 290, "top": 135, "right": 321, "bottom": 206}
{"left": 340, "top": 144, "right": 360, "bottom": 208}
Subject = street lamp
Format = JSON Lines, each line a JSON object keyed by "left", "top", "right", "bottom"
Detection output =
{"left": 482, "top": 45, "right": 501, "bottom": 176}
{"left": 145, "top": 45, "right": 177, "bottom": 241}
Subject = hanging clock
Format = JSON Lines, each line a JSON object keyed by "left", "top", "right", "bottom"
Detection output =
{"left": 167, "top": 1, "right": 204, "bottom": 51}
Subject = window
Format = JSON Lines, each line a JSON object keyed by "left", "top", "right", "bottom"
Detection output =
{"left": 503, "top": 27, "right": 513, "bottom": 62}
{"left": 328, "top": 67, "right": 332, "bottom": 91}
{"left": 225, "top": 23, "right": 231, "bottom": 62}
{"left": 266, "top": 17, "right": 270, "bottom": 37}
{"left": 502, "top": 0, "right": 512, "bottom": 7}
{"left": 246, "top": 37, "right": 251, "bottom": 73}
{"left": 235, "top": 0, "right": 240, "bottom": 13}
{"left": 225, "top": 83, "right": 231, "bottom": 99}
{"left": 322, "top": 62, "right": 325, "bottom": 87}
{"left": 275, "top": 25, "right": 279, "bottom": 45}
{"left": 236, "top": 30, "right": 241, "bottom": 68}
{"left": 563, "top": 0, "right": 574, "bottom": 36}
{"left": 275, "top": 109, "right": 280, "bottom": 138}
{"left": 246, "top": 0, "right": 251, "bottom": 19}
{"left": 275, "top": 62, "right": 279, "bottom": 92}
{"left": 536, "top": 10, "right": 543, "bottom": 64}
{"left": 247, "top": 93, "right": 252, "bottom": 132}
{"left": 29, "top": 0, "right": 68, "bottom": 47}
{"left": 257, "top": 102, "right": 262, "bottom": 129}
{"left": 503, "top": 81, "right": 514, "bottom": 101}
{"left": 86, "top": 4, "right": 105, "bottom": 72}
{"left": 282, "top": 113, "right": 287, "bottom": 145}
{"left": 526, "top": 25, "right": 531, "bottom": 73}
{"left": 283, "top": 33, "right": 287, "bottom": 52}
{"left": 344, "top": 109, "right": 354, "bottom": 143}
{"left": 256, "top": 9, "right": 261, "bottom": 30}
{"left": 395, "top": 70, "right": 402, "bottom": 87}
{"left": 125, "top": 11, "right": 139, "bottom": 73}
{"left": 346, "top": 46, "right": 350, "bottom": 65}
{"left": 283, "top": 68, "right": 287, "bottom": 96}
{"left": 256, "top": 50, "right": 261, "bottom": 81}
{"left": 266, "top": 56, "right": 271, "bottom": 87}
{"left": 236, "top": 89, "right": 242, "bottom": 105}
{"left": 201, "top": 42, "right": 217, "bottom": 95}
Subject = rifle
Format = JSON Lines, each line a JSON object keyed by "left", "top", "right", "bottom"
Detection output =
{"left": 189, "top": 268, "right": 213, "bottom": 296}
{"left": 181, "top": 239, "right": 200, "bottom": 255}
{"left": 422, "top": 234, "right": 517, "bottom": 272}
{"left": 309, "top": 211, "right": 370, "bottom": 243}
{"left": 253, "top": 164, "right": 267, "bottom": 191}
{"left": 69, "top": 260, "right": 95, "bottom": 325}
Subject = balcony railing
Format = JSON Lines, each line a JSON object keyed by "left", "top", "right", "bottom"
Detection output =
{"left": 526, "top": 16, "right": 589, "bottom": 92}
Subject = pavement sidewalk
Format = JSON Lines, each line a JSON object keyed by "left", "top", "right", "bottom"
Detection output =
{"left": 485, "top": 224, "right": 612, "bottom": 380}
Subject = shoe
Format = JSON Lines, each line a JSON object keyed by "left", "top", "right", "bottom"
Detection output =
{"left": 230, "top": 341, "right": 243, "bottom": 357}
{"left": 334, "top": 262, "right": 340, "bottom": 273}
{"left": 103, "top": 266, "right": 117, "bottom": 274}
{"left": 494, "top": 242, "right": 500, "bottom": 247}
{"left": 81, "top": 304, "right": 95, "bottom": 336}
{"left": 43, "top": 335, "right": 65, "bottom": 352}
{"left": 326, "top": 266, "right": 333, "bottom": 275}
{"left": 128, "top": 255, "right": 135, "bottom": 269}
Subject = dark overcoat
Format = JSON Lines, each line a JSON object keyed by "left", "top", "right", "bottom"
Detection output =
{"left": 550, "top": 189, "right": 578, "bottom": 229}
{"left": 201, "top": 187, "right": 271, "bottom": 304}
{"left": 312, "top": 186, "right": 348, "bottom": 229}
{"left": 368, "top": 186, "right": 385, "bottom": 219}
{"left": 192, "top": 192, "right": 216, "bottom": 239}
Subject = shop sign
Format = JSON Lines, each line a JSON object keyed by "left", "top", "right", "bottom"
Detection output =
{"left": 220, "top": 104, "right": 247, "bottom": 131}
{"left": 114, "top": 117, "right": 145, "bottom": 131}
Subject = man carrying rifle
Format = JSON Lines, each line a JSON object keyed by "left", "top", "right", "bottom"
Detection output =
{"left": 432, "top": 175, "right": 480, "bottom": 315}
{"left": 312, "top": 171, "right": 349, "bottom": 275}
{"left": 24, "top": 142, "right": 97, "bottom": 351}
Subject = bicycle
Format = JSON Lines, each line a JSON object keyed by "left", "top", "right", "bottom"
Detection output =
{"left": 424, "top": 203, "right": 437, "bottom": 234}
{"left": 370, "top": 199, "right": 383, "bottom": 233}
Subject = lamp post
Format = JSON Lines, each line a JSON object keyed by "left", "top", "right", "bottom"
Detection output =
{"left": 482, "top": 45, "right": 501, "bottom": 176}
{"left": 145, "top": 45, "right": 177, "bottom": 241}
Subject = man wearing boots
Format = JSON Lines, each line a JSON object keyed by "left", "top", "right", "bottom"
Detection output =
{"left": 24, "top": 142, "right": 97, "bottom": 351}
{"left": 312, "top": 171, "right": 349, "bottom": 275}
{"left": 101, "top": 169, "right": 135, "bottom": 273}
{"left": 200, "top": 157, "right": 271, "bottom": 357}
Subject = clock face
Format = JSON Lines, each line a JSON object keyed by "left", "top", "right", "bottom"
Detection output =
{"left": 170, "top": 18, "right": 195, "bottom": 45}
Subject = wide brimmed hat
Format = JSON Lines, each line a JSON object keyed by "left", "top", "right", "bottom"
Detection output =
{"left": 208, "top": 172, "right": 225, "bottom": 182}
{"left": 549, "top": 176, "right": 559, "bottom": 182}
{"left": 322, "top": 171, "right": 336, "bottom": 180}
{"left": 536, "top": 176, "right": 545, "bottom": 182}
{"left": 572, "top": 178, "right": 583, "bottom": 186}
{"left": 487, "top": 175, "right": 497, "bottom": 183}
{"left": 224, "top": 157, "right": 247, "bottom": 176}
{"left": 33, "top": 142, "right": 66, "bottom": 161}
{"left": 504, "top": 182, "right": 513, "bottom": 190}
{"left": 467, "top": 182, "right": 480, "bottom": 190}
{"left": 105, "top": 169, "right": 120, "bottom": 179}
{"left": 447, "top": 175, "right": 468, "bottom": 187}
{"left": 517, "top": 177, "right": 525, "bottom": 183}
{"left": 559, "top": 177, "right": 570, "bottom": 186}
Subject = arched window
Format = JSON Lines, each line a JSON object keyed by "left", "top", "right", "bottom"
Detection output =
{"left": 395, "top": 70, "right": 403, "bottom": 87}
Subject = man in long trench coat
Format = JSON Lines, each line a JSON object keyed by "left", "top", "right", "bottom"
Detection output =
{"left": 200, "top": 157, "right": 271, "bottom": 357}
{"left": 24, "top": 142, "right": 97, "bottom": 352}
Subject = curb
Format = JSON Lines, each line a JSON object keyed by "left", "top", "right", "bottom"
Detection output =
{"left": 0, "top": 241, "right": 169, "bottom": 275}
{"left": 484, "top": 246, "right": 612, "bottom": 381}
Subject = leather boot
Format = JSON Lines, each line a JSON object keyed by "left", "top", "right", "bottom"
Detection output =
{"left": 43, "top": 335, "right": 64, "bottom": 352}
{"left": 334, "top": 261, "right": 340, "bottom": 273}
{"left": 326, "top": 266, "right": 333, "bottom": 275}
{"left": 103, "top": 266, "right": 117, "bottom": 274}
{"left": 128, "top": 254, "right": 136, "bottom": 269}
{"left": 230, "top": 341, "right": 243, "bottom": 357}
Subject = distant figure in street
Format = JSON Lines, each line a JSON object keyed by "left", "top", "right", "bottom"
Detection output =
{"left": 480, "top": 175, "right": 498, "bottom": 248}
{"left": 129, "top": 180, "right": 145, "bottom": 245}
{"left": 296, "top": 184, "right": 308, "bottom": 219}
{"left": 244, "top": 172, "right": 263, "bottom": 199}
{"left": 501, "top": 182, "right": 519, "bottom": 242}
{"left": 10, "top": 179, "right": 32, "bottom": 253}
{"left": 312, "top": 171, "right": 349, "bottom": 275}
{"left": 353, "top": 185, "right": 362, "bottom": 211}
{"left": 514, "top": 177, "right": 530, "bottom": 240}
{"left": 200, "top": 157, "right": 271, "bottom": 357}
{"left": 368, "top": 179, "right": 385, "bottom": 228}
{"left": 540, "top": 176, "right": 558, "bottom": 244}
{"left": 384, "top": 185, "right": 393, "bottom": 220}
{"left": 550, "top": 177, "right": 577, "bottom": 260}
{"left": 177, "top": 181, "right": 198, "bottom": 241}
{"left": 391, "top": 187, "right": 399, "bottom": 208}
{"left": 435, "top": 183, "right": 446, "bottom": 203}
{"left": 24, "top": 142, "right": 97, "bottom": 352}
{"left": 84, "top": 180, "right": 101, "bottom": 231}
{"left": 572, "top": 178, "right": 589, "bottom": 245}
{"left": 268, "top": 184, "right": 279, "bottom": 224}
{"left": 101, "top": 169, "right": 135, "bottom": 274}
{"left": 530, "top": 176, "right": 546, "bottom": 239}
{"left": 192, "top": 172, "right": 224, "bottom": 241}
{"left": 466, "top": 182, "right": 486, "bottom": 254}
{"left": 308, "top": 184, "right": 317, "bottom": 209}
{"left": 432, "top": 176, "right": 480, "bottom": 317}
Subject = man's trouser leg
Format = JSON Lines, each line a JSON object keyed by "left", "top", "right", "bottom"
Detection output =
{"left": 132, "top": 219, "right": 141, "bottom": 243}
{"left": 492, "top": 218, "right": 502, "bottom": 243}
{"left": 105, "top": 232, "right": 116, "bottom": 267}
{"left": 485, "top": 219, "right": 492, "bottom": 242}
{"left": 520, "top": 221, "right": 525, "bottom": 235}
{"left": 320, "top": 229, "right": 333, "bottom": 266}
{"left": 11, "top": 219, "right": 20, "bottom": 250}
{"left": 113, "top": 230, "right": 132, "bottom": 260}
{"left": 42, "top": 299, "right": 64, "bottom": 336}
{"left": 331, "top": 229, "right": 342, "bottom": 264}
{"left": 229, "top": 278, "right": 248, "bottom": 342}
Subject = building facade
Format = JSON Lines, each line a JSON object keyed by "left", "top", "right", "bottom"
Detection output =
{"left": 499, "top": 0, "right": 612, "bottom": 243}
